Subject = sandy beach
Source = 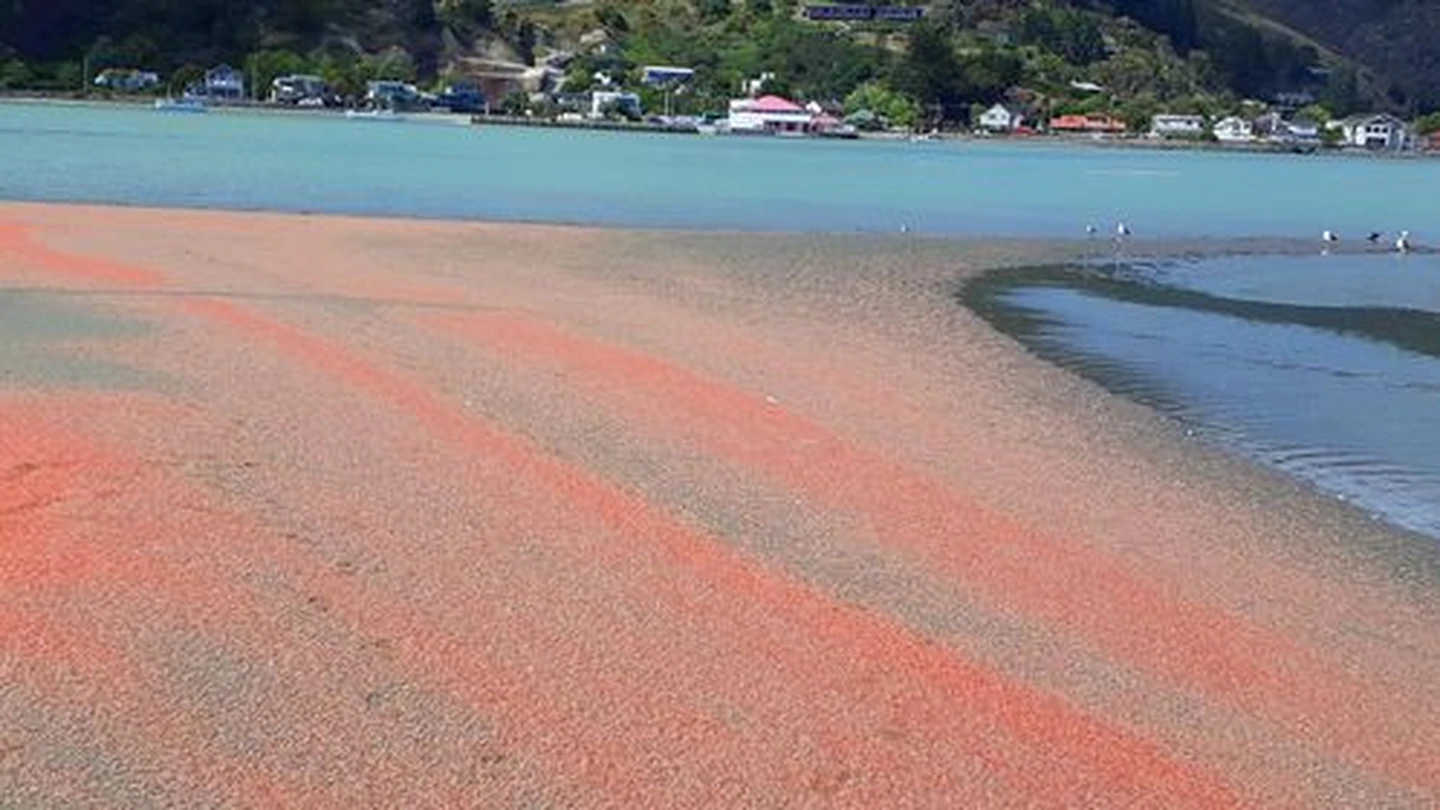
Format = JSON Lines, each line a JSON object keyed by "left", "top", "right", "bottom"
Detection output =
{"left": 2, "top": 202, "right": 1438, "bottom": 807}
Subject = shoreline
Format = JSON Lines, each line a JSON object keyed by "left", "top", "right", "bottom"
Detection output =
{"left": 959, "top": 256, "right": 1440, "bottom": 551}
{"left": 2, "top": 201, "right": 1438, "bottom": 805}
{"left": 5, "top": 93, "right": 1435, "bottom": 160}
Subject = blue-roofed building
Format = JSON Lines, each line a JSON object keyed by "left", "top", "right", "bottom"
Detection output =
{"left": 874, "top": 5, "right": 923, "bottom": 21}
{"left": 642, "top": 66, "right": 695, "bottom": 86}
{"left": 804, "top": 4, "right": 875, "bottom": 21}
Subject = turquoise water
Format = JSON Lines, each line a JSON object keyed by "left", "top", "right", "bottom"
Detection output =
{"left": 967, "top": 256, "right": 1440, "bottom": 540}
{"left": 3, "top": 100, "right": 1439, "bottom": 238}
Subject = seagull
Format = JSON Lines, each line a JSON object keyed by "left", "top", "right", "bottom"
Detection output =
{"left": 1116, "top": 222, "right": 1132, "bottom": 240}
{"left": 1086, "top": 224, "right": 1098, "bottom": 237}
{"left": 1322, "top": 230, "right": 1339, "bottom": 244}
{"left": 900, "top": 223, "right": 911, "bottom": 233}
{"left": 1367, "top": 231, "right": 1383, "bottom": 244}
{"left": 1396, "top": 230, "right": 1411, "bottom": 253}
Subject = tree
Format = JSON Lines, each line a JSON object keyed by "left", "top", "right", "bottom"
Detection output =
{"left": 595, "top": 5, "right": 630, "bottom": 32}
{"left": 565, "top": 62, "right": 596, "bottom": 93}
{"left": 956, "top": 50, "right": 1024, "bottom": 105}
{"left": 1320, "top": 66, "right": 1361, "bottom": 118}
{"left": 171, "top": 63, "right": 205, "bottom": 96}
{"left": 844, "top": 81, "right": 921, "bottom": 129}
{"left": 369, "top": 47, "right": 417, "bottom": 82}
{"left": 55, "top": 61, "right": 83, "bottom": 92}
{"left": 500, "top": 90, "right": 527, "bottom": 116}
{"left": 516, "top": 20, "right": 538, "bottom": 66}
{"left": 248, "top": 49, "right": 311, "bottom": 100}
{"left": 0, "top": 59, "right": 31, "bottom": 89}
{"left": 698, "top": 0, "right": 732, "bottom": 24}
{"left": 1117, "top": 93, "right": 1159, "bottom": 132}
{"left": 435, "top": 0, "right": 493, "bottom": 31}
{"left": 893, "top": 23, "right": 962, "bottom": 119}
{"left": 1413, "top": 111, "right": 1440, "bottom": 135}
{"left": 1296, "top": 103, "right": 1332, "bottom": 124}
{"left": 1017, "top": 7, "right": 1105, "bottom": 66}
{"left": 757, "top": 73, "right": 792, "bottom": 98}
{"left": 317, "top": 54, "right": 365, "bottom": 101}
{"left": 86, "top": 35, "right": 121, "bottom": 77}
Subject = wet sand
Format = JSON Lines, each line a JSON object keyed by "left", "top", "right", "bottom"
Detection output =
{"left": 1, "top": 202, "right": 1438, "bottom": 807}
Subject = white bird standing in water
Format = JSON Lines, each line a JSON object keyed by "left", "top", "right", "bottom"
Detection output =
{"left": 1396, "top": 230, "right": 1412, "bottom": 253}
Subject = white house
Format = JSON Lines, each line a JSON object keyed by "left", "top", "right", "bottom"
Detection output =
{"left": 93, "top": 68, "right": 159, "bottom": 92}
{"left": 978, "top": 103, "right": 1023, "bottom": 133}
{"left": 202, "top": 64, "right": 245, "bottom": 99}
{"left": 1252, "top": 112, "right": 1320, "bottom": 144}
{"left": 1150, "top": 114, "right": 1206, "bottom": 138}
{"left": 1338, "top": 114, "right": 1411, "bottom": 150}
{"left": 727, "top": 94, "right": 812, "bottom": 134}
{"left": 1286, "top": 117, "right": 1321, "bottom": 143}
{"left": 742, "top": 72, "right": 776, "bottom": 97}
{"left": 270, "top": 74, "right": 327, "bottom": 104}
{"left": 589, "top": 90, "right": 641, "bottom": 119}
{"left": 1211, "top": 115, "right": 1253, "bottom": 143}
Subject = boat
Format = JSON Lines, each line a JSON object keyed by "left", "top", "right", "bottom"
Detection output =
{"left": 345, "top": 108, "right": 405, "bottom": 122}
{"left": 153, "top": 97, "right": 207, "bottom": 113}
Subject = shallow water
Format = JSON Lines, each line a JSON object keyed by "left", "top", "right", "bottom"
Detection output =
{"left": 4, "top": 100, "right": 1440, "bottom": 238}
{"left": 966, "top": 254, "right": 1440, "bottom": 540}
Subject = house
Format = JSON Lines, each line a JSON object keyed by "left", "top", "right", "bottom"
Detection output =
{"left": 642, "top": 66, "right": 694, "bottom": 86}
{"left": 873, "top": 5, "right": 924, "bottom": 21}
{"left": 803, "top": 4, "right": 923, "bottom": 21}
{"left": 1338, "top": 114, "right": 1411, "bottom": 150}
{"left": 803, "top": 4, "right": 875, "bottom": 21}
{"left": 590, "top": 90, "right": 642, "bottom": 119}
{"left": 1211, "top": 115, "right": 1253, "bottom": 143}
{"left": 978, "top": 103, "right": 1023, "bottom": 133}
{"left": 1286, "top": 117, "right": 1321, "bottom": 143}
{"left": 1252, "top": 112, "right": 1320, "bottom": 144}
{"left": 1150, "top": 114, "right": 1206, "bottom": 138}
{"left": 434, "top": 82, "right": 486, "bottom": 113}
{"left": 202, "top": 64, "right": 245, "bottom": 100}
{"left": 728, "top": 95, "right": 813, "bottom": 134}
{"left": 270, "top": 74, "right": 327, "bottom": 104}
{"left": 743, "top": 72, "right": 776, "bottom": 97}
{"left": 454, "top": 58, "right": 559, "bottom": 110}
{"left": 366, "top": 80, "right": 425, "bottom": 110}
{"left": 1048, "top": 114, "right": 1127, "bottom": 135}
{"left": 93, "top": 68, "right": 159, "bottom": 92}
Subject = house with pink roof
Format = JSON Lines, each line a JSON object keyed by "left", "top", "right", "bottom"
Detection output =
{"left": 727, "top": 94, "right": 814, "bottom": 135}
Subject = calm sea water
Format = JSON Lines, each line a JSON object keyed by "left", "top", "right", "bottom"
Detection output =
{"left": 3, "top": 100, "right": 1440, "bottom": 237}
{"left": 966, "top": 255, "right": 1440, "bottom": 540}
{"left": 4, "top": 101, "right": 1440, "bottom": 539}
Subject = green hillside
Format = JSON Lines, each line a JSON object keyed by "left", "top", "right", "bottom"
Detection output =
{"left": 0, "top": 0, "right": 1420, "bottom": 118}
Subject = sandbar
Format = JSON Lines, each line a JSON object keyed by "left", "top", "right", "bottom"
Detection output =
{"left": 1, "top": 202, "right": 1437, "bottom": 807}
